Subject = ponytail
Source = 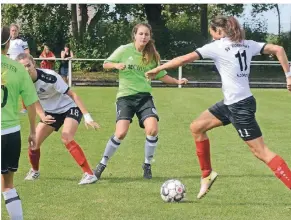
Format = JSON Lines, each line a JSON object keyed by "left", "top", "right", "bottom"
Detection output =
{"left": 210, "top": 16, "right": 245, "bottom": 42}
{"left": 225, "top": 16, "right": 245, "bottom": 42}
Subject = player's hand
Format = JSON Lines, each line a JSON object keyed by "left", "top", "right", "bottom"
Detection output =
{"left": 85, "top": 121, "right": 101, "bottom": 130}
{"left": 145, "top": 68, "right": 160, "bottom": 81}
{"left": 28, "top": 133, "right": 36, "bottom": 150}
{"left": 114, "top": 63, "right": 126, "bottom": 70}
{"left": 286, "top": 76, "right": 291, "bottom": 92}
{"left": 41, "top": 115, "right": 56, "bottom": 125}
{"left": 178, "top": 78, "right": 188, "bottom": 85}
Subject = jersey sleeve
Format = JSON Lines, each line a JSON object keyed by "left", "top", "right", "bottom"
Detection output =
{"left": 195, "top": 42, "right": 217, "bottom": 60}
{"left": 155, "top": 70, "right": 167, "bottom": 80}
{"left": 53, "top": 73, "right": 70, "bottom": 94}
{"left": 104, "top": 46, "right": 125, "bottom": 63}
{"left": 20, "top": 67, "right": 38, "bottom": 106}
{"left": 21, "top": 40, "right": 29, "bottom": 50}
{"left": 247, "top": 40, "right": 266, "bottom": 56}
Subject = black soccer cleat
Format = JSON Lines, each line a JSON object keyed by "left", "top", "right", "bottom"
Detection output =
{"left": 142, "top": 163, "right": 152, "bottom": 179}
{"left": 94, "top": 163, "right": 106, "bottom": 179}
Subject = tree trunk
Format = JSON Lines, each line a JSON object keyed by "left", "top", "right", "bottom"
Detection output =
{"left": 275, "top": 4, "right": 281, "bottom": 38}
{"left": 200, "top": 4, "right": 208, "bottom": 44}
{"left": 78, "top": 4, "right": 88, "bottom": 42}
{"left": 144, "top": 4, "right": 170, "bottom": 58}
{"left": 71, "top": 4, "right": 78, "bottom": 40}
{"left": 87, "top": 6, "right": 103, "bottom": 34}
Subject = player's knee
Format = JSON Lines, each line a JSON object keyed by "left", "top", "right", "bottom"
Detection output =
{"left": 115, "top": 131, "right": 127, "bottom": 140}
{"left": 61, "top": 132, "right": 73, "bottom": 145}
{"left": 145, "top": 127, "right": 158, "bottom": 137}
{"left": 190, "top": 120, "right": 204, "bottom": 134}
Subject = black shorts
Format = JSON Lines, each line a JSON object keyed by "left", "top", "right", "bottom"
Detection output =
{"left": 116, "top": 93, "right": 159, "bottom": 128}
{"left": 42, "top": 107, "right": 83, "bottom": 131}
{"left": 208, "top": 96, "right": 262, "bottom": 141}
{"left": 1, "top": 131, "right": 21, "bottom": 174}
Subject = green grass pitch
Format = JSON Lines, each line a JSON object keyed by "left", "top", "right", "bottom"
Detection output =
{"left": 2, "top": 87, "right": 291, "bottom": 220}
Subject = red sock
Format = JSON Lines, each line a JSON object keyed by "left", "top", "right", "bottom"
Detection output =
{"left": 267, "top": 155, "right": 291, "bottom": 189}
{"left": 196, "top": 139, "right": 212, "bottom": 178}
{"left": 65, "top": 140, "right": 93, "bottom": 175}
{"left": 28, "top": 148, "right": 40, "bottom": 171}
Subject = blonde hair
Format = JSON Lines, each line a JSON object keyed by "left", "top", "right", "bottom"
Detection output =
{"left": 15, "top": 53, "right": 36, "bottom": 67}
{"left": 10, "top": 23, "right": 20, "bottom": 32}
{"left": 132, "top": 23, "right": 160, "bottom": 65}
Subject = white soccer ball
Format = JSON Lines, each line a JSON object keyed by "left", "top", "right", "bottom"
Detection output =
{"left": 160, "top": 179, "right": 186, "bottom": 202}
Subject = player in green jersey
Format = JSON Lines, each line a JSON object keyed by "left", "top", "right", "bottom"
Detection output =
{"left": 1, "top": 26, "right": 38, "bottom": 220}
{"left": 94, "top": 23, "right": 188, "bottom": 180}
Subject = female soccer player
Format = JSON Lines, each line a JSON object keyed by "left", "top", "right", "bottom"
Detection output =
{"left": 2, "top": 26, "right": 37, "bottom": 220}
{"left": 94, "top": 23, "right": 188, "bottom": 180}
{"left": 7, "top": 23, "right": 30, "bottom": 113}
{"left": 16, "top": 53, "right": 100, "bottom": 185}
{"left": 145, "top": 15, "right": 291, "bottom": 198}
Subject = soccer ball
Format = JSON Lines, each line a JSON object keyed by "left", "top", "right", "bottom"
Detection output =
{"left": 160, "top": 179, "right": 186, "bottom": 202}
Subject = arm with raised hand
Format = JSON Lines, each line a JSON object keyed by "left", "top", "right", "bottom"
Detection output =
{"left": 263, "top": 44, "right": 291, "bottom": 91}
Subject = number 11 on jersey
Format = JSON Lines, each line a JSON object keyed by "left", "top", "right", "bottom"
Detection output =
{"left": 235, "top": 50, "right": 248, "bottom": 71}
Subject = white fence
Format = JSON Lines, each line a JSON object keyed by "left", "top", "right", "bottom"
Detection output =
{"left": 34, "top": 58, "right": 291, "bottom": 88}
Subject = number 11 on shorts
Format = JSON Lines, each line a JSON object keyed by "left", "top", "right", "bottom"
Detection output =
{"left": 238, "top": 129, "right": 250, "bottom": 138}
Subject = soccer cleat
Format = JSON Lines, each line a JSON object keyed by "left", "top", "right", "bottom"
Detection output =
{"left": 93, "top": 163, "right": 106, "bottom": 179}
{"left": 197, "top": 171, "right": 218, "bottom": 199}
{"left": 142, "top": 163, "right": 152, "bottom": 179}
{"left": 78, "top": 172, "right": 98, "bottom": 185}
{"left": 24, "top": 168, "right": 40, "bottom": 180}
{"left": 20, "top": 109, "right": 27, "bottom": 114}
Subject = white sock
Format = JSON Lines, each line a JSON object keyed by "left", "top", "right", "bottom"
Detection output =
{"left": 145, "top": 135, "right": 158, "bottom": 164}
{"left": 100, "top": 135, "right": 121, "bottom": 165}
{"left": 2, "top": 188, "right": 23, "bottom": 220}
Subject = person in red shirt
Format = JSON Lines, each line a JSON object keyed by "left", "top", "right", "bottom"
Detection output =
{"left": 39, "top": 45, "right": 55, "bottom": 69}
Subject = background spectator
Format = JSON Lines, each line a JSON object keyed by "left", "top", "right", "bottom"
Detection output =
{"left": 60, "top": 43, "right": 74, "bottom": 83}
{"left": 39, "top": 45, "right": 56, "bottom": 69}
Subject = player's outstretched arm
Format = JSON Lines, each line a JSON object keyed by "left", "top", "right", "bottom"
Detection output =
{"left": 66, "top": 90, "right": 100, "bottom": 130}
{"left": 103, "top": 62, "right": 126, "bottom": 70}
{"left": 145, "top": 51, "right": 200, "bottom": 80}
{"left": 159, "top": 75, "right": 188, "bottom": 85}
{"left": 262, "top": 44, "right": 291, "bottom": 91}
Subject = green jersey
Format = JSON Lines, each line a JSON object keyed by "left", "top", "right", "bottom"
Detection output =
{"left": 1, "top": 55, "right": 38, "bottom": 132}
{"left": 105, "top": 43, "right": 167, "bottom": 98}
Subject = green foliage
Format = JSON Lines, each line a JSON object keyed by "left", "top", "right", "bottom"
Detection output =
{"left": 1, "top": 4, "right": 71, "bottom": 57}
{"left": 2, "top": 3, "right": 289, "bottom": 72}
{"left": 209, "top": 4, "right": 245, "bottom": 18}
{"left": 72, "top": 21, "right": 135, "bottom": 72}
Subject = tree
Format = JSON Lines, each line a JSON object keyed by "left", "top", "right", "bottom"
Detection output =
{"left": 71, "top": 4, "right": 78, "bottom": 40}
{"left": 251, "top": 4, "right": 281, "bottom": 37}
{"left": 144, "top": 4, "right": 170, "bottom": 58}
{"left": 1, "top": 4, "right": 71, "bottom": 56}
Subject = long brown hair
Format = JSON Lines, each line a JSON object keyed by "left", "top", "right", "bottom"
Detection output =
{"left": 132, "top": 23, "right": 160, "bottom": 65}
{"left": 210, "top": 16, "right": 245, "bottom": 42}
